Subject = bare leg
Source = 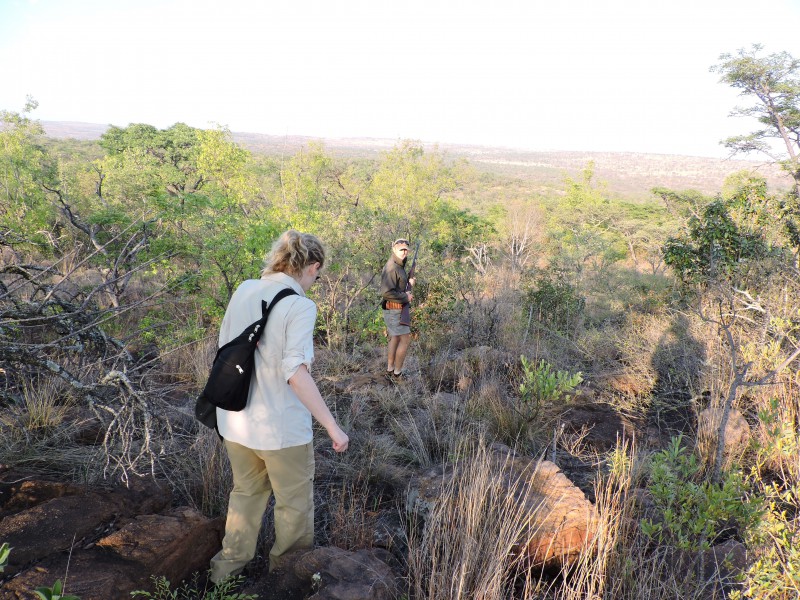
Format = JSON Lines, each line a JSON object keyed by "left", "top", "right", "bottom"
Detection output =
{"left": 387, "top": 335, "right": 400, "bottom": 371}
{"left": 393, "top": 333, "right": 412, "bottom": 374}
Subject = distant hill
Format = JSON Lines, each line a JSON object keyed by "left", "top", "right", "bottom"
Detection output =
{"left": 42, "top": 121, "right": 108, "bottom": 140}
{"left": 41, "top": 121, "right": 793, "bottom": 201}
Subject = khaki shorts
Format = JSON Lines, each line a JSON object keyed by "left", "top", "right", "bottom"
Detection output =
{"left": 383, "top": 309, "right": 410, "bottom": 336}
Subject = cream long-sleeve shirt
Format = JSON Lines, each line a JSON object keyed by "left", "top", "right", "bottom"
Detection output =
{"left": 215, "top": 272, "right": 316, "bottom": 450}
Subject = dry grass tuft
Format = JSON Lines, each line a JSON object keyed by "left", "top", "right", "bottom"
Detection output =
{"left": 469, "top": 376, "right": 537, "bottom": 451}
{"left": 0, "top": 418, "right": 104, "bottom": 484}
{"left": 158, "top": 336, "right": 217, "bottom": 388}
{"left": 325, "top": 481, "right": 385, "bottom": 551}
{"left": 467, "top": 374, "right": 559, "bottom": 455}
{"left": 19, "top": 377, "right": 73, "bottom": 432}
{"left": 405, "top": 438, "right": 547, "bottom": 600}
{"left": 317, "top": 426, "right": 410, "bottom": 493}
{"left": 551, "top": 440, "right": 642, "bottom": 599}
{"left": 165, "top": 428, "right": 232, "bottom": 516}
{"left": 313, "top": 345, "right": 378, "bottom": 380}
{"left": 0, "top": 377, "right": 94, "bottom": 478}
{"left": 389, "top": 391, "right": 478, "bottom": 469}
{"left": 371, "top": 384, "right": 416, "bottom": 416}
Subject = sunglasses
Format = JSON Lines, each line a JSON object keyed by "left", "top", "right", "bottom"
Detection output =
{"left": 393, "top": 238, "right": 410, "bottom": 246}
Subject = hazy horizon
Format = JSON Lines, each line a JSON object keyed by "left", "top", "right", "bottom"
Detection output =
{"left": 39, "top": 119, "right": 786, "bottom": 164}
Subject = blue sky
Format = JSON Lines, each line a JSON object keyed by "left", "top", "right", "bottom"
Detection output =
{"left": 2, "top": 0, "right": 800, "bottom": 157}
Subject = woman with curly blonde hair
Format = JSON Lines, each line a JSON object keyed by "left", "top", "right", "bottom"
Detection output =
{"left": 210, "top": 230, "right": 349, "bottom": 583}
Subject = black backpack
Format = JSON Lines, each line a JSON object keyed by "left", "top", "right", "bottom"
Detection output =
{"left": 195, "top": 287, "right": 298, "bottom": 430}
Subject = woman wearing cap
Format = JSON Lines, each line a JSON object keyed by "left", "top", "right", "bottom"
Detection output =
{"left": 379, "top": 238, "right": 415, "bottom": 377}
{"left": 210, "top": 230, "right": 349, "bottom": 583}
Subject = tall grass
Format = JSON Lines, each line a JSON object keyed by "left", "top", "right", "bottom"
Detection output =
{"left": 18, "top": 377, "right": 73, "bottom": 432}
{"left": 0, "top": 377, "right": 94, "bottom": 478}
{"left": 165, "top": 428, "right": 232, "bottom": 517}
{"left": 325, "top": 480, "right": 384, "bottom": 551}
{"left": 405, "top": 438, "right": 547, "bottom": 600}
{"left": 551, "top": 440, "right": 641, "bottom": 600}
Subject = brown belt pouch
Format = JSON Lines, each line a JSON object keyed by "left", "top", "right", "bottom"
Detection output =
{"left": 386, "top": 301, "right": 404, "bottom": 310}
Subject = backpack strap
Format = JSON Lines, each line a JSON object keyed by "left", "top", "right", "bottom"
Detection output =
{"left": 264, "top": 287, "right": 298, "bottom": 313}
{"left": 256, "top": 287, "right": 298, "bottom": 332}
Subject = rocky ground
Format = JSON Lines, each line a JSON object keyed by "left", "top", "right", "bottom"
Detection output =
{"left": 0, "top": 347, "right": 749, "bottom": 599}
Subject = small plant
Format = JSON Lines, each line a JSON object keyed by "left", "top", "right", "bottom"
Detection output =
{"left": 130, "top": 573, "right": 256, "bottom": 600}
{"left": 33, "top": 580, "right": 81, "bottom": 600}
{"left": 641, "top": 435, "right": 762, "bottom": 554}
{"left": 311, "top": 572, "right": 322, "bottom": 593}
{"left": 1, "top": 544, "right": 81, "bottom": 600}
{"left": 0, "top": 542, "right": 10, "bottom": 572}
{"left": 518, "top": 356, "right": 583, "bottom": 409}
{"left": 754, "top": 396, "right": 799, "bottom": 483}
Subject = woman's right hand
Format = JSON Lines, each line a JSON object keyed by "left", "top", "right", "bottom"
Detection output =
{"left": 329, "top": 426, "right": 349, "bottom": 453}
{"left": 289, "top": 365, "right": 350, "bottom": 453}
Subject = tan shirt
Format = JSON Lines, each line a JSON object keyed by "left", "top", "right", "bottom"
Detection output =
{"left": 215, "top": 272, "right": 316, "bottom": 450}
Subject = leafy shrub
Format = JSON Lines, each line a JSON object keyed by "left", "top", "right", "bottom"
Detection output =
{"left": 131, "top": 573, "right": 255, "bottom": 600}
{"left": 663, "top": 199, "right": 770, "bottom": 288}
{"left": 524, "top": 271, "right": 585, "bottom": 335}
{"left": 735, "top": 402, "right": 800, "bottom": 599}
{"left": 735, "top": 483, "right": 800, "bottom": 599}
{"left": 641, "top": 436, "right": 762, "bottom": 554}
{"left": 412, "top": 260, "right": 472, "bottom": 350}
{"left": 519, "top": 356, "right": 583, "bottom": 409}
{"left": 754, "top": 396, "right": 799, "bottom": 483}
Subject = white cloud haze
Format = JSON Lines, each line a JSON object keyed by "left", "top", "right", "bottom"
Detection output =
{"left": 2, "top": 0, "right": 800, "bottom": 157}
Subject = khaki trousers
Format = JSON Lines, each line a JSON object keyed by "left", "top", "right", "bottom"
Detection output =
{"left": 209, "top": 439, "right": 314, "bottom": 583}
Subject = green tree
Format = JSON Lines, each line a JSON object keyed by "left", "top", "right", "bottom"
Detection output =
{"left": 92, "top": 123, "right": 273, "bottom": 313}
{"left": 196, "top": 126, "right": 257, "bottom": 207}
{"left": 610, "top": 201, "right": 676, "bottom": 274}
{"left": 711, "top": 45, "right": 800, "bottom": 194}
{"left": 662, "top": 198, "right": 770, "bottom": 287}
{"left": 367, "top": 140, "right": 460, "bottom": 247}
{"left": 547, "top": 162, "right": 627, "bottom": 286}
{"left": 0, "top": 97, "right": 56, "bottom": 252}
{"left": 99, "top": 122, "right": 205, "bottom": 203}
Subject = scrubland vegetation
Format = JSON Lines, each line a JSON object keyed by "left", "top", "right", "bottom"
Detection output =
{"left": 2, "top": 45, "right": 800, "bottom": 599}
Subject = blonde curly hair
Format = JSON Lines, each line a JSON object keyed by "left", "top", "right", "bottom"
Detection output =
{"left": 261, "top": 230, "right": 325, "bottom": 278}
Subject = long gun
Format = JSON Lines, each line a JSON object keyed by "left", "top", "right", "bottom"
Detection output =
{"left": 399, "top": 241, "right": 420, "bottom": 327}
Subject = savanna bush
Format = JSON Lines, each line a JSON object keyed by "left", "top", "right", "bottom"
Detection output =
{"left": 641, "top": 436, "right": 762, "bottom": 555}
{"left": 735, "top": 483, "right": 800, "bottom": 599}
{"left": 522, "top": 269, "right": 585, "bottom": 336}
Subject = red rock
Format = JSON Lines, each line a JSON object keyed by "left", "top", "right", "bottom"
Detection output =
{"left": 2, "top": 507, "right": 223, "bottom": 600}
{"left": 407, "top": 446, "right": 599, "bottom": 570}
